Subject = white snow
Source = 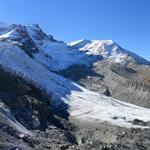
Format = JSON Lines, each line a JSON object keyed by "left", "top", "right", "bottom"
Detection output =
{"left": 31, "top": 39, "right": 95, "bottom": 71}
{"left": 68, "top": 39, "right": 91, "bottom": 47}
{"left": 0, "top": 29, "right": 17, "bottom": 39}
{"left": 63, "top": 87, "right": 150, "bottom": 128}
{"left": 0, "top": 42, "right": 150, "bottom": 128}
{"left": 68, "top": 39, "right": 149, "bottom": 65}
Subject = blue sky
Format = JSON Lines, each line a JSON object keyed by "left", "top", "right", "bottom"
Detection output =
{"left": 0, "top": 0, "right": 149, "bottom": 60}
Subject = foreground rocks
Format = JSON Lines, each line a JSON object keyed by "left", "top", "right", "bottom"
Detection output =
{"left": 71, "top": 119, "right": 150, "bottom": 150}
{"left": 2, "top": 116, "right": 150, "bottom": 150}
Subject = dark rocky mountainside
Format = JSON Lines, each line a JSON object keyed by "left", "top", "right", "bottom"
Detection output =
{"left": 0, "top": 67, "right": 78, "bottom": 149}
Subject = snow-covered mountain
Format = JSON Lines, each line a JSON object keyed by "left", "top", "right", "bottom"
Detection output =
{"left": 0, "top": 24, "right": 95, "bottom": 71}
{"left": 0, "top": 22, "right": 150, "bottom": 129}
{"left": 0, "top": 23, "right": 149, "bottom": 73}
{"left": 1, "top": 37, "right": 150, "bottom": 129}
{"left": 68, "top": 39, "right": 149, "bottom": 65}
{"left": 0, "top": 22, "right": 150, "bottom": 149}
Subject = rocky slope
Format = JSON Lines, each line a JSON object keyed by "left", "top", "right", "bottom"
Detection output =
{"left": 0, "top": 22, "right": 150, "bottom": 149}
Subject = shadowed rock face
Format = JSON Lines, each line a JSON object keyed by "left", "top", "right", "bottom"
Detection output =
{"left": 0, "top": 67, "right": 68, "bottom": 130}
{"left": 110, "top": 63, "right": 137, "bottom": 78}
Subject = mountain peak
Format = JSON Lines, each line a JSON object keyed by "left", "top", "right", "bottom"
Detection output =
{"left": 68, "top": 39, "right": 149, "bottom": 65}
